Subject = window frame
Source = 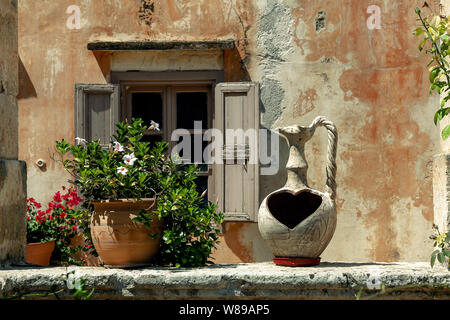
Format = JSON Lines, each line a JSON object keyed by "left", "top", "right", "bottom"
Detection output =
{"left": 110, "top": 71, "right": 224, "bottom": 205}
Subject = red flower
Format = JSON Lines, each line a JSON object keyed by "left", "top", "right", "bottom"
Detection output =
{"left": 27, "top": 197, "right": 42, "bottom": 209}
{"left": 53, "top": 191, "right": 62, "bottom": 203}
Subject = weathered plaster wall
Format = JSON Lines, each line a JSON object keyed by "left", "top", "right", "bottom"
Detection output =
{"left": 0, "top": 0, "right": 26, "bottom": 265}
{"left": 111, "top": 50, "right": 224, "bottom": 72}
{"left": 253, "top": 0, "right": 440, "bottom": 263}
{"left": 18, "top": 0, "right": 440, "bottom": 263}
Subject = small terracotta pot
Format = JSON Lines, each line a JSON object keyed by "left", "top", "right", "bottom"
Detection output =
{"left": 90, "top": 198, "right": 162, "bottom": 267}
{"left": 25, "top": 240, "right": 55, "bottom": 266}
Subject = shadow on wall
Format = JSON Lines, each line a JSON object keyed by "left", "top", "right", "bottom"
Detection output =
{"left": 17, "top": 56, "right": 36, "bottom": 100}
{"left": 218, "top": 130, "right": 288, "bottom": 263}
{"left": 259, "top": 129, "right": 289, "bottom": 203}
{"left": 224, "top": 46, "right": 251, "bottom": 82}
{"left": 220, "top": 42, "right": 289, "bottom": 261}
{"left": 92, "top": 51, "right": 111, "bottom": 81}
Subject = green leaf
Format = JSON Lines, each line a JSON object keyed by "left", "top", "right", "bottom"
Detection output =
{"left": 430, "top": 67, "right": 440, "bottom": 83}
{"left": 431, "top": 250, "right": 439, "bottom": 268}
{"left": 443, "top": 248, "right": 450, "bottom": 257}
{"left": 413, "top": 28, "right": 424, "bottom": 37}
{"left": 442, "top": 125, "right": 450, "bottom": 140}
{"left": 419, "top": 38, "right": 427, "bottom": 51}
{"left": 434, "top": 108, "right": 450, "bottom": 125}
{"left": 437, "top": 252, "right": 445, "bottom": 264}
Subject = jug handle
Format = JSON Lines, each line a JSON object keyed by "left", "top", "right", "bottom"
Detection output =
{"left": 311, "top": 116, "right": 338, "bottom": 200}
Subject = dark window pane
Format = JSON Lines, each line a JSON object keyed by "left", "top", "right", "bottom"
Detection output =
{"left": 194, "top": 175, "right": 209, "bottom": 208}
{"left": 142, "top": 134, "right": 163, "bottom": 148}
{"left": 176, "top": 134, "right": 209, "bottom": 164}
{"left": 132, "top": 92, "right": 163, "bottom": 129}
{"left": 197, "top": 164, "right": 208, "bottom": 173}
{"left": 176, "top": 92, "right": 208, "bottom": 129}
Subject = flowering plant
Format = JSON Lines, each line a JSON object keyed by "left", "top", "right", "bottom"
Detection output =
{"left": 26, "top": 187, "right": 91, "bottom": 265}
{"left": 54, "top": 118, "right": 224, "bottom": 267}
{"left": 55, "top": 118, "right": 165, "bottom": 201}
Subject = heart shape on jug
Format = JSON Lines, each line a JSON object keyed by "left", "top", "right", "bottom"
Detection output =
{"left": 267, "top": 190, "right": 323, "bottom": 229}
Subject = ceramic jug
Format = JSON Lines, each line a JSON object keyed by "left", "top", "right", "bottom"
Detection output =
{"left": 258, "top": 116, "right": 338, "bottom": 266}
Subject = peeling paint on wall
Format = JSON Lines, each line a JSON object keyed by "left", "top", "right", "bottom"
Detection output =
{"left": 137, "top": 0, "right": 155, "bottom": 26}
{"left": 16, "top": 0, "right": 441, "bottom": 264}
{"left": 256, "top": 0, "right": 295, "bottom": 129}
{"left": 294, "top": 89, "right": 318, "bottom": 117}
{"left": 44, "top": 48, "right": 63, "bottom": 98}
{"left": 315, "top": 10, "right": 326, "bottom": 32}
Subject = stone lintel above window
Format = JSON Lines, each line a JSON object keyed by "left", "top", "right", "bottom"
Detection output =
{"left": 87, "top": 40, "right": 235, "bottom": 51}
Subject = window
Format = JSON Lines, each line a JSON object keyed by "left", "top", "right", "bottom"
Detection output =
{"left": 123, "top": 84, "right": 212, "bottom": 206}
{"left": 123, "top": 85, "right": 212, "bottom": 149}
{"left": 75, "top": 72, "right": 260, "bottom": 221}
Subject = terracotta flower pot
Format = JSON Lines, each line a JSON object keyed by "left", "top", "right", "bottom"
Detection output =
{"left": 25, "top": 240, "right": 55, "bottom": 266}
{"left": 90, "top": 198, "right": 163, "bottom": 267}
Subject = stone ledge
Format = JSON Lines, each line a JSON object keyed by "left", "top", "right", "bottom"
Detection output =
{"left": 0, "top": 262, "right": 449, "bottom": 300}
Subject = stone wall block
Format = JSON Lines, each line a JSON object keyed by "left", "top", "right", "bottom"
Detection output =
{"left": 0, "top": 159, "right": 27, "bottom": 265}
{"left": 0, "top": 94, "right": 18, "bottom": 160}
{"left": 0, "top": 0, "right": 18, "bottom": 160}
{"left": 0, "top": 0, "right": 19, "bottom": 98}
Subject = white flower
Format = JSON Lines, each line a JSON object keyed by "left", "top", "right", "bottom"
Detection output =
{"left": 75, "top": 137, "right": 87, "bottom": 146}
{"left": 123, "top": 153, "right": 137, "bottom": 166}
{"left": 149, "top": 120, "right": 160, "bottom": 131}
{"left": 113, "top": 141, "right": 124, "bottom": 152}
{"left": 66, "top": 267, "right": 82, "bottom": 290}
{"left": 366, "top": 272, "right": 382, "bottom": 290}
{"left": 117, "top": 166, "right": 128, "bottom": 176}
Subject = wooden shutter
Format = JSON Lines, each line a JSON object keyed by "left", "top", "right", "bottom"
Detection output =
{"left": 213, "top": 82, "right": 259, "bottom": 222}
{"left": 74, "top": 84, "right": 120, "bottom": 148}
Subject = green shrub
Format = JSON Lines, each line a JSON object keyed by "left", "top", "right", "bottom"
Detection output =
{"left": 54, "top": 118, "right": 223, "bottom": 267}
